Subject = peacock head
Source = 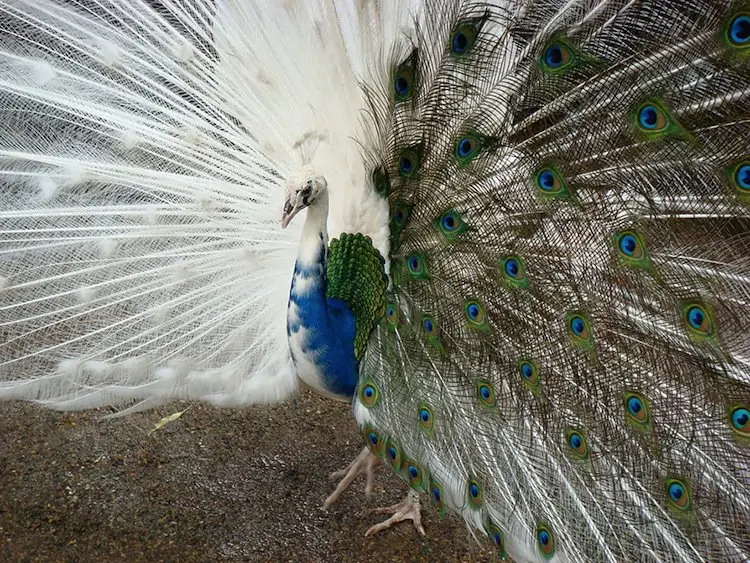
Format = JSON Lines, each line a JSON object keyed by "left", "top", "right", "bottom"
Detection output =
{"left": 281, "top": 172, "right": 328, "bottom": 228}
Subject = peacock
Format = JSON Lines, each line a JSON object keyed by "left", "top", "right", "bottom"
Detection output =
{"left": 1, "top": 0, "right": 749, "bottom": 561}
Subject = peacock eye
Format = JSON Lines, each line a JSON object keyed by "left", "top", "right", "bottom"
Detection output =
{"left": 737, "top": 164, "right": 750, "bottom": 191}
{"left": 728, "top": 14, "right": 750, "bottom": 46}
{"left": 540, "top": 39, "right": 576, "bottom": 73}
{"left": 450, "top": 21, "right": 480, "bottom": 55}
{"left": 300, "top": 182, "right": 313, "bottom": 199}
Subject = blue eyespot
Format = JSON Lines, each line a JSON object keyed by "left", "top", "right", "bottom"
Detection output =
{"left": 536, "top": 524, "right": 556, "bottom": 557}
{"left": 368, "top": 432, "right": 378, "bottom": 446}
{"left": 453, "top": 31, "right": 468, "bottom": 53}
{"left": 736, "top": 164, "right": 750, "bottom": 191}
{"left": 687, "top": 306, "right": 705, "bottom": 330}
{"left": 433, "top": 487, "right": 441, "bottom": 502}
{"left": 395, "top": 76, "right": 409, "bottom": 96}
{"left": 627, "top": 396, "right": 643, "bottom": 416}
{"left": 408, "top": 465, "right": 419, "bottom": 479}
{"left": 730, "top": 15, "right": 750, "bottom": 45}
{"left": 400, "top": 155, "right": 414, "bottom": 174}
{"left": 538, "top": 170, "right": 556, "bottom": 191}
{"left": 423, "top": 318, "right": 434, "bottom": 332}
{"left": 420, "top": 408, "right": 430, "bottom": 422}
{"left": 731, "top": 407, "right": 749, "bottom": 431}
{"left": 450, "top": 22, "right": 479, "bottom": 55}
{"left": 544, "top": 44, "right": 563, "bottom": 68}
{"left": 570, "top": 316, "right": 585, "bottom": 336}
{"left": 467, "top": 478, "right": 483, "bottom": 508}
{"left": 467, "top": 303, "right": 480, "bottom": 320}
{"left": 359, "top": 380, "right": 380, "bottom": 407}
{"left": 639, "top": 105, "right": 659, "bottom": 130}
{"left": 457, "top": 137, "right": 472, "bottom": 157}
{"left": 442, "top": 214, "right": 456, "bottom": 230}
{"left": 619, "top": 234, "right": 637, "bottom": 256}
{"left": 521, "top": 362, "right": 533, "bottom": 379}
{"left": 388, "top": 447, "right": 397, "bottom": 460}
{"left": 669, "top": 482, "right": 684, "bottom": 502}
{"left": 505, "top": 258, "right": 519, "bottom": 277}
{"left": 569, "top": 432, "right": 582, "bottom": 449}
{"left": 480, "top": 385, "right": 491, "bottom": 400}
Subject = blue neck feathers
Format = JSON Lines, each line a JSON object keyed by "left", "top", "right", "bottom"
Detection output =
{"left": 286, "top": 191, "right": 359, "bottom": 400}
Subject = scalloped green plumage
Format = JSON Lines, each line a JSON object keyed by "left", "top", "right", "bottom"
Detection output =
{"left": 326, "top": 233, "right": 387, "bottom": 360}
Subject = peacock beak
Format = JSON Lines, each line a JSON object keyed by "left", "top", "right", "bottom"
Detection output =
{"left": 281, "top": 198, "right": 298, "bottom": 229}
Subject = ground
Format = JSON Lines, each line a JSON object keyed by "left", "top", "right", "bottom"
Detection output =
{"left": 0, "top": 390, "right": 495, "bottom": 562}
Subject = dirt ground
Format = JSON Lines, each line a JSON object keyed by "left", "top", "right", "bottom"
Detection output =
{"left": 0, "top": 390, "right": 495, "bottom": 562}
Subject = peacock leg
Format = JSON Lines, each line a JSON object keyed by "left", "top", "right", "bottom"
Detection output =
{"left": 323, "top": 446, "right": 381, "bottom": 507}
{"left": 364, "top": 489, "right": 424, "bottom": 537}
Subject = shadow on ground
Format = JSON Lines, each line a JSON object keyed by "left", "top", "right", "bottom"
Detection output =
{"left": 0, "top": 390, "right": 495, "bottom": 562}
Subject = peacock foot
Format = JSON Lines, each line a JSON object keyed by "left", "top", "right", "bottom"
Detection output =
{"left": 365, "top": 489, "right": 425, "bottom": 537}
{"left": 323, "top": 446, "right": 381, "bottom": 508}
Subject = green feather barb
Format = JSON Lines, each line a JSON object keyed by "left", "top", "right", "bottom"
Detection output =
{"left": 326, "top": 233, "right": 387, "bottom": 361}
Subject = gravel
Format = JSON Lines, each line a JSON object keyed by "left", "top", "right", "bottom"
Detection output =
{"left": 0, "top": 390, "right": 495, "bottom": 562}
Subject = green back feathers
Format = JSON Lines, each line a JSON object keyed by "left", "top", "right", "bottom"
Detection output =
{"left": 326, "top": 233, "right": 387, "bottom": 361}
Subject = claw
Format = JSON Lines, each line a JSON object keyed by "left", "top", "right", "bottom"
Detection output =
{"left": 323, "top": 446, "right": 381, "bottom": 508}
{"left": 365, "top": 489, "right": 425, "bottom": 537}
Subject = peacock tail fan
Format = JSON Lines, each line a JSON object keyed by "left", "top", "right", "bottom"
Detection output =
{"left": 355, "top": 1, "right": 750, "bottom": 561}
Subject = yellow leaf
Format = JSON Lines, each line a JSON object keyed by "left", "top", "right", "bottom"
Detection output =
{"left": 149, "top": 409, "right": 188, "bottom": 435}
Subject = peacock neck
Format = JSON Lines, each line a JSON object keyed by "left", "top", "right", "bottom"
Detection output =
{"left": 297, "top": 190, "right": 329, "bottom": 266}
{"left": 287, "top": 189, "right": 359, "bottom": 401}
